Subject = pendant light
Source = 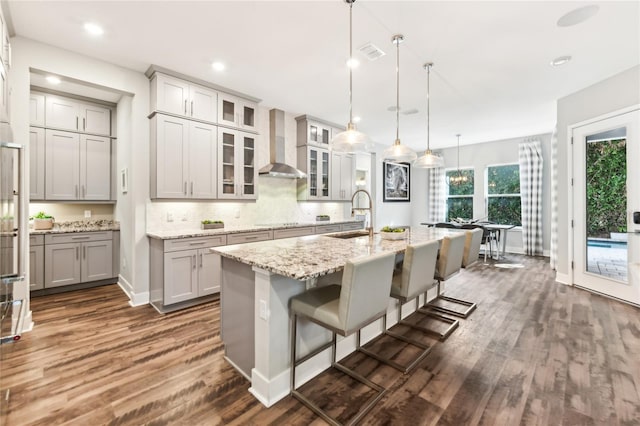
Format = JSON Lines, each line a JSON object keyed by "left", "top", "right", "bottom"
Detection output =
{"left": 330, "top": 0, "right": 371, "bottom": 153}
{"left": 413, "top": 63, "right": 444, "bottom": 168}
{"left": 382, "top": 34, "right": 417, "bottom": 163}
{"left": 446, "top": 134, "right": 469, "bottom": 185}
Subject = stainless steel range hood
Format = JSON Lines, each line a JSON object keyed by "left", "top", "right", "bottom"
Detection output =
{"left": 259, "top": 109, "right": 307, "bottom": 179}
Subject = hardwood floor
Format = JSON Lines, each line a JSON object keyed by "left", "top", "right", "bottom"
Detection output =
{"left": 2, "top": 255, "right": 640, "bottom": 425}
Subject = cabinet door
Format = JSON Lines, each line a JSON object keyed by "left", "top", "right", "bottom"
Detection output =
{"left": 341, "top": 154, "right": 354, "bottom": 200}
{"left": 240, "top": 101, "right": 258, "bottom": 132}
{"left": 29, "top": 126, "right": 45, "bottom": 200}
{"left": 44, "top": 242, "right": 81, "bottom": 287}
{"left": 80, "top": 135, "right": 111, "bottom": 200}
{"left": 218, "top": 94, "right": 239, "bottom": 128}
{"left": 155, "top": 115, "right": 189, "bottom": 198}
{"left": 189, "top": 84, "right": 217, "bottom": 122}
{"left": 29, "top": 245, "right": 44, "bottom": 291}
{"left": 188, "top": 121, "right": 217, "bottom": 199}
{"left": 80, "top": 102, "right": 111, "bottom": 136}
{"left": 331, "top": 152, "right": 342, "bottom": 200}
{"left": 81, "top": 240, "right": 113, "bottom": 282}
{"left": 154, "top": 74, "right": 190, "bottom": 116}
{"left": 239, "top": 132, "right": 257, "bottom": 198}
{"left": 333, "top": 153, "right": 354, "bottom": 200}
{"left": 29, "top": 93, "right": 45, "bottom": 126}
{"left": 0, "top": 62, "right": 7, "bottom": 123}
{"left": 218, "top": 128, "right": 237, "bottom": 198}
{"left": 198, "top": 250, "right": 221, "bottom": 296}
{"left": 163, "top": 249, "right": 198, "bottom": 304}
{"left": 319, "top": 149, "right": 330, "bottom": 198}
{"left": 308, "top": 148, "right": 318, "bottom": 198}
{"left": 308, "top": 122, "right": 331, "bottom": 146}
{"left": 45, "top": 95, "right": 79, "bottom": 131}
{"left": 45, "top": 129, "right": 80, "bottom": 200}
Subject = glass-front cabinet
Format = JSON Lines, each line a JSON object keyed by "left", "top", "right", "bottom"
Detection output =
{"left": 217, "top": 93, "right": 258, "bottom": 133}
{"left": 297, "top": 146, "right": 330, "bottom": 200}
{"left": 218, "top": 128, "right": 257, "bottom": 199}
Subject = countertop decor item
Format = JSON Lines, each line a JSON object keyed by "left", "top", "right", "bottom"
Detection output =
{"left": 201, "top": 220, "right": 224, "bottom": 230}
{"left": 316, "top": 215, "right": 330, "bottom": 222}
{"left": 380, "top": 226, "right": 407, "bottom": 240}
{"left": 32, "top": 211, "right": 54, "bottom": 230}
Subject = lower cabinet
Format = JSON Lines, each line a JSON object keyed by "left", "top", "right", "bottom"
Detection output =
{"left": 29, "top": 235, "right": 44, "bottom": 291}
{"left": 149, "top": 234, "right": 227, "bottom": 312}
{"left": 43, "top": 231, "right": 114, "bottom": 289}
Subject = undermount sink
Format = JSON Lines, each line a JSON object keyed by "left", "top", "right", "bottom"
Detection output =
{"left": 326, "top": 230, "right": 371, "bottom": 239}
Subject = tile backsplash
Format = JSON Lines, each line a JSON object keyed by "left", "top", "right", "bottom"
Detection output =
{"left": 146, "top": 177, "right": 351, "bottom": 231}
{"left": 29, "top": 203, "right": 115, "bottom": 222}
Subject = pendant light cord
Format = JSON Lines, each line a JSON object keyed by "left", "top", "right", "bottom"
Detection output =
{"left": 456, "top": 134, "right": 460, "bottom": 172}
{"left": 348, "top": 1, "right": 353, "bottom": 124}
{"left": 426, "top": 63, "right": 431, "bottom": 151}
{"left": 395, "top": 36, "right": 400, "bottom": 142}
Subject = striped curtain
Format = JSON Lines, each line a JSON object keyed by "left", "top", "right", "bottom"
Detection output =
{"left": 519, "top": 141, "right": 544, "bottom": 255}
{"left": 427, "top": 167, "right": 446, "bottom": 223}
{"left": 550, "top": 127, "right": 558, "bottom": 268}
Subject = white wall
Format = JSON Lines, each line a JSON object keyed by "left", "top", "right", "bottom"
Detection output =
{"left": 556, "top": 65, "right": 640, "bottom": 279}
{"left": 428, "top": 133, "right": 553, "bottom": 254}
{"left": 10, "top": 36, "right": 150, "bottom": 305}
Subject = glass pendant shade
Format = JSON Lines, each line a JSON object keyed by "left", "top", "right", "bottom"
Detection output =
{"left": 330, "top": 0, "right": 370, "bottom": 153}
{"left": 383, "top": 139, "right": 417, "bottom": 163}
{"left": 331, "top": 122, "right": 373, "bottom": 152}
{"left": 414, "top": 149, "right": 444, "bottom": 168}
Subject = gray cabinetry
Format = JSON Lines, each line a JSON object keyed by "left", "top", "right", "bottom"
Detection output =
{"left": 45, "top": 129, "right": 111, "bottom": 200}
{"left": 30, "top": 93, "right": 45, "bottom": 126}
{"left": 29, "top": 235, "right": 44, "bottom": 291}
{"left": 217, "top": 128, "right": 257, "bottom": 199}
{"left": 217, "top": 93, "right": 258, "bottom": 132}
{"left": 330, "top": 152, "right": 354, "bottom": 201}
{"left": 29, "top": 126, "right": 45, "bottom": 200}
{"left": 151, "top": 73, "right": 218, "bottom": 123}
{"left": 297, "top": 145, "right": 330, "bottom": 200}
{"left": 44, "top": 232, "right": 114, "bottom": 288}
{"left": 150, "top": 114, "right": 217, "bottom": 199}
{"left": 45, "top": 95, "right": 111, "bottom": 136}
{"left": 226, "top": 230, "right": 273, "bottom": 245}
{"left": 273, "top": 227, "right": 315, "bottom": 239}
{"left": 150, "top": 234, "right": 226, "bottom": 312}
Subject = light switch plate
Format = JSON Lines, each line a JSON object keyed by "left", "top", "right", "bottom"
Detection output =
{"left": 84, "top": 210, "right": 91, "bottom": 218}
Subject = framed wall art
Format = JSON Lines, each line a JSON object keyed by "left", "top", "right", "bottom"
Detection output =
{"left": 383, "top": 161, "right": 410, "bottom": 202}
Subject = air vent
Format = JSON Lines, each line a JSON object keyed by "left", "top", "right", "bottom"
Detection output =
{"left": 358, "top": 42, "right": 386, "bottom": 61}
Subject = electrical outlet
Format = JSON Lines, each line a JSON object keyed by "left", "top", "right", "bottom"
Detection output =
{"left": 167, "top": 212, "right": 174, "bottom": 222}
{"left": 259, "top": 300, "right": 268, "bottom": 320}
{"left": 84, "top": 210, "right": 91, "bottom": 218}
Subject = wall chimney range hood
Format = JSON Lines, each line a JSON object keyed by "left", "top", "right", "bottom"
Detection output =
{"left": 258, "top": 109, "right": 307, "bottom": 179}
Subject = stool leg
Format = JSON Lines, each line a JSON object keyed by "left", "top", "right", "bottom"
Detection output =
{"left": 427, "top": 280, "right": 477, "bottom": 319}
{"left": 290, "top": 313, "right": 297, "bottom": 392}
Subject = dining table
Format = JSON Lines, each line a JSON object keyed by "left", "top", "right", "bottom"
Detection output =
{"left": 420, "top": 221, "right": 516, "bottom": 260}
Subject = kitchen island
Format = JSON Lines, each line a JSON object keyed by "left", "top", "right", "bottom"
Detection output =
{"left": 212, "top": 227, "right": 461, "bottom": 407}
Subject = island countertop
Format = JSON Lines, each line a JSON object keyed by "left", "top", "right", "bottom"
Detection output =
{"left": 212, "top": 227, "right": 461, "bottom": 281}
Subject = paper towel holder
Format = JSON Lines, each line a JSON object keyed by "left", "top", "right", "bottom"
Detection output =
{"left": 634, "top": 211, "right": 640, "bottom": 225}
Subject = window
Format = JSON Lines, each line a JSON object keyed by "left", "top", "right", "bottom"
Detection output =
{"left": 486, "top": 164, "right": 521, "bottom": 225}
{"left": 446, "top": 168, "right": 474, "bottom": 221}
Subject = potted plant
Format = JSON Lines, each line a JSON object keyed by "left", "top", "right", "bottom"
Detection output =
{"left": 201, "top": 220, "right": 224, "bottom": 230}
{"left": 32, "top": 211, "right": 54, "bottom": 230}
{"left": 380, "top": 226, "right": 407, "bottom": 240}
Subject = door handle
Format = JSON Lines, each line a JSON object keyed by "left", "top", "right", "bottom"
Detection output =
{"left": 83, "top": 246, "right": 86, "bottom": 259}
{"left": 184, "top": 182, "right": 187, "bottom": 195}
{"left": 184, "top": 100, "right": 187, "bottom": 115}
{"left": 76, "top": 246, "right": 79, "bottom": 260}
{"left": 76, "top": 116, "right": 79, "bottom": 130}
{"left": 75, "top": 185, "right": 78, "bottom": 198}
{"left": 199, "top": 253, "right": 203, "bottom": 268}
{"left": 193, "top": 254, "right": 196, "bottom": 269}
{"left": 190, "top": 181, "right": 194, "bottom": 196}
{"left": 83, "top": 118, "right": 86, "bottom": 131}
{"left": 82, "top": 185, "right": 85, "bottom": 198}
{"left": 191, "top": 101, "right": 194, "bottom": 116}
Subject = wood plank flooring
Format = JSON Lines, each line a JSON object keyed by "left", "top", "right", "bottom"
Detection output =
{"left": 2, "top": 255, "right": 640, "bottom": 425}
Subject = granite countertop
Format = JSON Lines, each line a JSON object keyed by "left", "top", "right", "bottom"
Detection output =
{"left": 146, "top": 220, "right": 364, "bottom": 240}
{"left": 212, "top": 227, "right": 462, "bottom": 281}
{"left": 30, "top": 220, "right": 120, "bottom": 235}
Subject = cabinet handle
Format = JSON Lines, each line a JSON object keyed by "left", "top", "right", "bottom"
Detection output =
{"left": 75, "top": 185, "right": 78, "bottom": 198}
{"left": 191, "top": 101, "right": 194, "bottom": 116}
{"left": 190, "top": 182, "right": 194, "bottom": 195}
{"left": 83, "top": 118, "right": 86, "bottom": 131}
{"left": 189, "top": 242, "right": 207, "bottom": 246}
{"left": 76, "top": 116, "right": 79, "bottom": 130}
{"left": 193, "top": 254, "right": 196, "bottom": 269}
{"left": 71, "top": 236, "right": 90, "bottom": 240}
{"left": 83, "top": 246, "right": 86, "bottom": 259}
{"left": 76, "top": 246, "right": 79, "bottom": 260}
{"left": 199, "top": 253, "right": 203, "bottom": 268}
{"left": 184, "top": 182, "right": 187, "bottom": 195}
{"left": 184, "top": 99, "right": 187, "bottom": 115}
{"left": 82, "top": 185, "right": 85, "bottom": 198}
{"left": 245, "top": 236, "right": 258, "bottom": 240}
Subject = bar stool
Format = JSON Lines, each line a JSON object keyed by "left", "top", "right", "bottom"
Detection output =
{"left": 461, "top": 224, "right": 493, "bottom": 262}
{"left": 359, "top": 240, "right": 442, "bottom": 373}
{"left": 426, "top": 233, "right": 477, "bottom": 319}
{"left": 289, "top": 251, "right": 396, "bottom": 426}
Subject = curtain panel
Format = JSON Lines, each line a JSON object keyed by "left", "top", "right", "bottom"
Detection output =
{"left": 550, "top": 127, "right": 558, "bottom": 268}
{"left": 427, "top": 167, "right": 446, "bottom": 223}
{"left": 519, "top": 141, "right": 544, "bottom": 256}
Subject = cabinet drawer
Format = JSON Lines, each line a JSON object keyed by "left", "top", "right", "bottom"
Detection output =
{"left": 164, "top": 235, "right": 227, "bottom": 253}
{"left": 315, "top": 224, "right": 342, "bottom": 234}
{"left": 273, "top": 227, "right": 315, "bottom": 240}
{"left": 226, "top": 230, "right": 273, "bottom": 245}
{"left": 341, "top": 222, "right": 364, "bottom": 231}
{"left": 29, "top": 234, "right": 44, "bottom": 246}
{"left": 45, "top": 231, "right": 113, "bottom": 244}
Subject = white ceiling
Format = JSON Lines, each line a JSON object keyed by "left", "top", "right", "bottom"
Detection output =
{"left": 6, "top": 1, "right": 640, "bottom": 149}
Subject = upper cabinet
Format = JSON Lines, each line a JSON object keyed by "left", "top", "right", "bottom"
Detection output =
{"left": 331, "top": 152, "right": 354, "bottom": 201}
{"left": 44, "top": 95, "right": 111, "bottom": 136}
{"left": 296, "top": 117, "right": 331, "bottom": 148}
{"left": 151, "top": 73, "right": 218, "bottom": 123}
{"left": 217, "top": 93, "right": 258, "bottom": 133}
{"left": 30, "top": 93, "right": 45, "bottom": 127}
{"left": 217, "top": 128, "right": 257, "bottom": 200}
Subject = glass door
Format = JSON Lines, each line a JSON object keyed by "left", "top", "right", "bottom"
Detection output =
{"left": 309, "top": 148, "right": 318, "bottom": 197}
{"left": 242, "top": 136, "right": 255, "bottom": 197}
{"left": 220, "top": 130, "right": 235, "bottom": 196}
{"left": 572, "top": 108, "right": 640, "bottom": 305}
{"left": 321, "top": 150, "right": 329, "bottom": 198}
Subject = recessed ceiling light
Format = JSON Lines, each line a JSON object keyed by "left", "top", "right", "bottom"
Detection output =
{"left": 211, "top": 61, "right": 225, "bottom": 72}
{"left": 46, "top": 76, "right": 61, "bottom": 85}
{"left": 557, "top": 5, "right": 599, "bottom": 27}
{"left": 84, "top": 22, "right": 104, "bottom": 36}
{"left": 352, "top": 116, "right": 361, "bottom": 123}
{"left": 550, "top": 55, "right": 572, "bottom": 67}
{"left": 347, "top": 58, "right": 359, "bottom": 69}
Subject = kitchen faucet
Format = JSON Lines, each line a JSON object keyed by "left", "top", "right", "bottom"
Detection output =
{"left": 351, "top": 189, "right": 374, "bottom": 239}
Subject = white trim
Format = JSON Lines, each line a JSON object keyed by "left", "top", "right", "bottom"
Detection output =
{"left": 21, "top": 310, "right": 34, "bottom": 333}
{"left": 117, "top": 275, "right": 149, "bottom": 306}
{"left": 556, "top": 272, "right": 571, "bottom": 285}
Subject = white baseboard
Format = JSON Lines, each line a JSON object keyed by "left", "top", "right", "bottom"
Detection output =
{"left": 555, "top": 272, "right": 571, "bottom": 285}
{"left": 117, "top": 275, "right": 149, "bottom": 306}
